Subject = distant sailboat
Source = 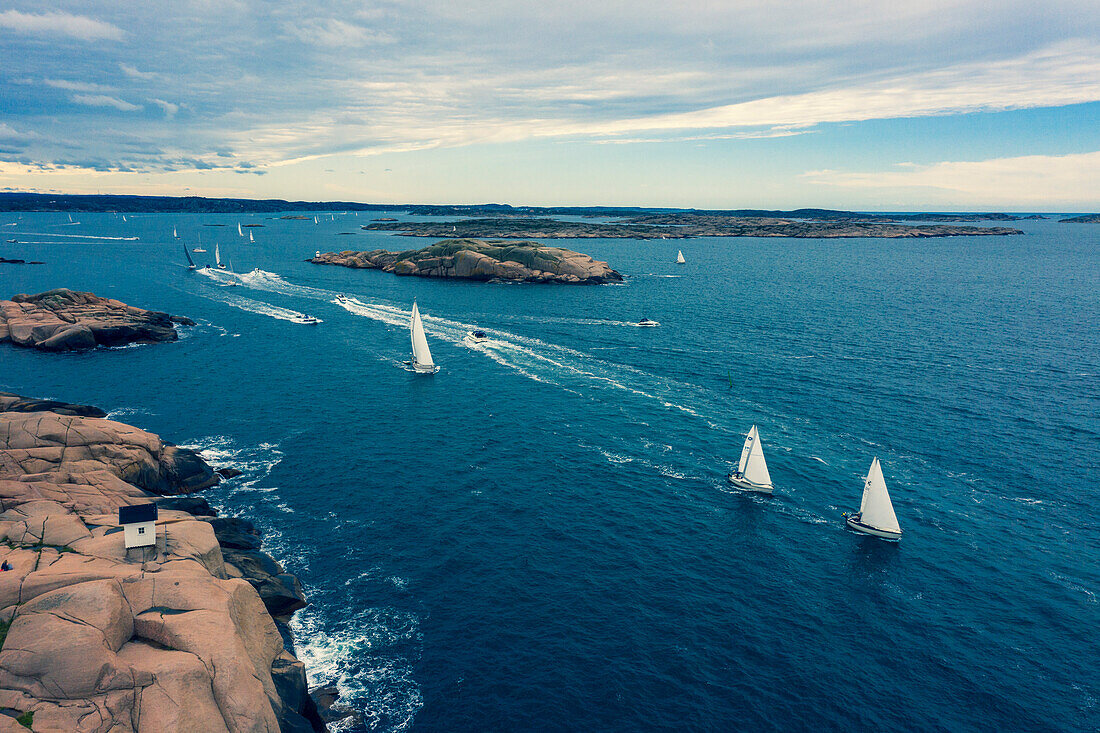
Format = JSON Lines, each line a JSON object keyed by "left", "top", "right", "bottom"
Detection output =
{"left": 215, "top": 243, "right": 226, "bottom": 269}
{"left": 676, "top": 250, "right": 686, "bottom": 264}
{"left": 249, "top": 230, "right": 254, "bottom": 243}
{"left": 173, "top": 227, "right": 179, "bottom": 239}
{"left": 314, "top": 216, "right": 319, "bottom": 224}
{"left": 238, "top": 222, "right": 243, "bottom": 237}
{"left": 122, "top": 215, "right": 127, "bottom": 222}
{"left": 183, "top": 246, "right": 197, "bottom": 270}
{"left": 408, "top": 301, "right": 439, "bottom": 374}
{"left": 727, "top": 425, "right": 773, "bottom": 493}
{"left": 68, "top": 213, "right": 73, "bottom": 223}
{"left": 845, "top": 458, "right": 902, "bottom": 540}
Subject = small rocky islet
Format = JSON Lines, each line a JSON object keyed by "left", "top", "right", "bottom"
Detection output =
{"left": 0, "top": 391, "right": 335, "bottom": 732}
{"left": 310, "top": 238, "right": 624, "bottom": 284}
{"left": 0, "top": 288, "right": 193, "bottom": 352}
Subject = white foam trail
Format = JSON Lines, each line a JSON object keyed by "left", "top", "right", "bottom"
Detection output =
{"left": 195, "top": 273, "right": 321, "bottom": 323}
{"left": 18, "top": 231, "right": 139, "bottom": 240}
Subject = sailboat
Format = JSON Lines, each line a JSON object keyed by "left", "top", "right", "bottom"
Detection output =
{"left": 173, "top": 227, "right": 179, "bottom": 239}
{"left": 249, "top": 230, "right": 254, "bottom": 243}
{"left": 727, "top": 425, "right": 773, "bottom": 493}
{"left": 215, "top": 243, "right": 226, "bottom": 269}
{"left": 314, "top": 216, "right": 319, "bottom": 224}
{"left": 193, "top": 232, "right": 206, "bottom": 253}
{"left": 845, "top": 458, "right": 902, "bottom": 540}
{"left": 676, "top": 250, "right": 686, "bottom": 264}
{"left": 68, "top": 213, "right": 73, "bottom": 223}
{"left": 408, "top": 301, "right": 439, "bottom": 374}
{"left": 122, "top": 215, "right": 127, "bottom": 222}
{"left": 238, "top": 222, "right": 244, "bottom": 237}
{"left": 183, "top": 246, "right": 197, "bottom": 270}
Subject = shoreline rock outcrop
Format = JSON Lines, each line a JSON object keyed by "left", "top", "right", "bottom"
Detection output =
{"left": 0, "top": 289, "right": 194, "bottom": 352}
{"left": 0, "top": 392, "right": 325, "bottom": 732}
{"left": 310, "top": 238, "right": 623, "bottom": 284}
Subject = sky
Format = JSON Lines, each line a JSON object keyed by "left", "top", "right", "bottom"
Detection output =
{"left": 0, "top": 1, "right": 1098, "bottom": 210}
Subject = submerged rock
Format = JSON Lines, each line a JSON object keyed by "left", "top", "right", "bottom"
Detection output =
{"left": 310, "top": 238, "right": 623, "bottom": 284}
{"left": 0, "top": 288, "right": 194, "bottom": 352}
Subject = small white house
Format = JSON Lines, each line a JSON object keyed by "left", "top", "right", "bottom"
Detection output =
{"left": 119, "top": 503, "right": 158, "bottom": 549}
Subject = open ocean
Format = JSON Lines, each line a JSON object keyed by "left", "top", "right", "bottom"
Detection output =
{"left": 1, "top": 211, "right": 1097, "bottom": 731}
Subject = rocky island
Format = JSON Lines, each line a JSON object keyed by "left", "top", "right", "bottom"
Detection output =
{"left": 1058, "top": 214, "right": 1100, "bottom": 223}
{"left": 363, "top": 217, "right": 1023, "bottom": 239}
{"left": 0, "top": 392, "right": 327, "bottom": 732}
{"left": 0, "top": 289, "right": 193, "bottom": 352}
{"left": 310, "top": 238, "right": 623, "bottom": 284}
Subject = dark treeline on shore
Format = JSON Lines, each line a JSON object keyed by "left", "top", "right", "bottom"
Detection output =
{"left": 0, "top": 192, "right": 1072, "bottom": 221}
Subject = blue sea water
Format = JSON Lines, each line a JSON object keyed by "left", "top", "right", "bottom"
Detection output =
{"left": 1, "top": 212, "right": 1097, "bottom": 731}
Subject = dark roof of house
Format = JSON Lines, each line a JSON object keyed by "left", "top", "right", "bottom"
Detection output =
{"left": 119, "top": 503, "right": 158, "bottom": 524}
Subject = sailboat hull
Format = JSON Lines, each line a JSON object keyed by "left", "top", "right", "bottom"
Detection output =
{"left": 845, "top": 515, "right": 902, "bottom": 540}
{"left": 727, "top": 474, "right": 773, "bottom": 493}
{"left": 411, "top": 361, "right": 439, "bottom": 374}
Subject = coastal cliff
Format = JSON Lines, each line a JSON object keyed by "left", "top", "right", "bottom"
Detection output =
{"left": 0, "top": 290, "right": 194, "bottom": 352}
{"left": 0, "top": 393, "right": 326, "bottom": 732}
{"left": 310, "top": 238, "right": 623, "bottom": 284}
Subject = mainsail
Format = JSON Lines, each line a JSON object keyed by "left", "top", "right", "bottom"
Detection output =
{"left": 676, "top": 250, "right": 686, "bottom": 264}
{"left": 183, "top": 246, "right": 195, "bottom": 268}
{"left": 859, "top": 458, "right": 901, "bottom": 533}
{"left": 737, "top": 425, "right": 772, "bottom": 487}
{"left": 410, "top": 302, "right": 435, "bottom": 368}
{"left": 215, "top": 243, "right": 222, "bottom": 267}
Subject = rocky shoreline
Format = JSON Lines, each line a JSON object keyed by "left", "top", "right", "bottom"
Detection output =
{"left": 310, "top": 238, "right": 623, "bottom": 284}
{"left": 1, "top": 289, "right": 194, "bottom": 352}
{"left": 362, "top": 217, "right": 1025, "bottom": 239}
{"left": 0, "top": 392, "right": 332, "bottom": 732}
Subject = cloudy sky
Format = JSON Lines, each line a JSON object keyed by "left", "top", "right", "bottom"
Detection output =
{"left": 1, "top": 1, "right": 1098, "bottom": 209}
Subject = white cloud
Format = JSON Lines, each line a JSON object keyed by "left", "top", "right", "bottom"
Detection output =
{"left": 802, "top": 151, "right": 1100, "bottom": 207}
{"left": 0, "top": 123, "right": 38, "bottom": 141}
{"left": 119, "top": 63, "right": 158, "bottom": 80}
{"left": 150, "top": 99, "right": 179, "bottom": 117}
{"left": 0, "top": 10, "right": 124, "bottom": 41}
{"left": 290, "top": 19, "right": 395, "bottom": 47}
{"left": 44, "top": 79, "right": 115, "bottom": 93}
{"left": 71, "top": 94, "right": 143, "bottom": 112}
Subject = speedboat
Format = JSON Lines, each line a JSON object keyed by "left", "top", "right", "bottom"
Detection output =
{"left": 192, "top": 248, "right": 207, "bottom": 253}
{"left": 637, "top": 318, "right": 660, "bottom": 327}
{"left": 6, "top": 239, "right": 17, "bottom": 243}
{"left": 464, "top": 329, "right": 490, "bottom": 344}
{"left": 298, "top": 315, "right": 322, "bottom": 325}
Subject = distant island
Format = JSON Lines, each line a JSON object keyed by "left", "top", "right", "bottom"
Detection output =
{"left": 310, "top": 239, "right": 623, "bottom": 284}
{"left": 0, "top": 193, "right": 1050, "bottom": 227}
{"left": 1058, "top": 214, "right": 1100, "bottom": 223}
{"left": 363, "top": 217, "right": 1024, "bottom": 239}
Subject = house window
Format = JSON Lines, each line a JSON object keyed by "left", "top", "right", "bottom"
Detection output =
{"left": 137, "top": 527, "right": 145, "bottom": 534}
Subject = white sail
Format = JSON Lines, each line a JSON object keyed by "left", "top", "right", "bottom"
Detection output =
{"left": 249, "top": 230, "right": 254, "bottom": 243}
{"left": 173, "top": 227, "right": 178, "bottom": 238}
{"left": 314, "top": 216, "right": 318, "bottom": 224}
{"left": 215, "top": 243, "right": 222, "bottom": 267}
{"left": 676, "top": 250, "right": 686, "bottom": 264}
{"left": 859, "top": 458, "right": 901, "bottom": 533}
{"left": 410, "top": 302, "right": 435, "bottom": 368}
{"left": 238, "top": 222, "right": 243, "bottom": 236}
{"left": 737, "top": 425, "right": 773, "bottom": 488}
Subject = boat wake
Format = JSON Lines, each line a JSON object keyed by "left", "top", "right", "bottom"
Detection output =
{"left": 194, "top": 276, "right": 321, "bottom": 324}
{"left": 18, "top": 231, "right": 138, "bottom": 240}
